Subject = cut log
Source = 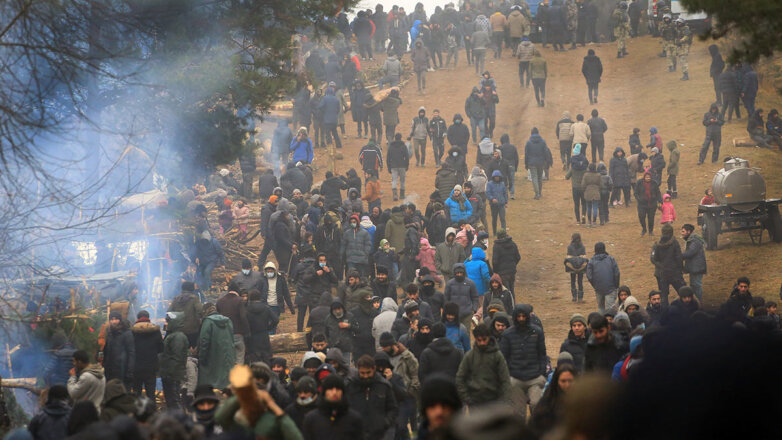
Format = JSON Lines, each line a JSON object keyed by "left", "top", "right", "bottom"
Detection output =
{"left": 733, "top": 138, "right": 758, "bottom": 148}
{"left": 1, "top": 378, "right": 39, "bottom": 394}
{"left": 270, "top": 332, "right": 308, "bottom": 353}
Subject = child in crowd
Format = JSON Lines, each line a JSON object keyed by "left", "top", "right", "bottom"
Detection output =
{"left": 629, "top": 127, "right": 642, "bottom": 154}
{"left": 659, "top": 193, "right": 676, "bottom": 225}
{"left": 415, "top": 238, "right": 442, "bottom": 285}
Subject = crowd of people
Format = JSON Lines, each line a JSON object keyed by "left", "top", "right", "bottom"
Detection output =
{"left": 11, "top": 1, "right": 782, "bottom": 440}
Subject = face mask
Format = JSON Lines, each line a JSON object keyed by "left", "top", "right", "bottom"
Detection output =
{"left": 416, "top": 332, "right": 433, "bottom": 345}
{"left": 319, "top": 262, "right": 327, "bottom": 268}
{"left": 297, "top": 396, "right": 315, "bottom": 406}
{"left": 452, "top": 152, "right": 459, "bottom": 157}
{"left": 454, "top": 274, "right": 465, "bottom": 282}
{"left": 351, "top": 222, "right": 358, "bottom": 228}
{"left": 266, "top": 271, "right": 275, "bottom": 279}
{"left": 242, "top": 269, "right": 250, "bottom": 275}
{"left": 195, "top": 406, "right": 217, "bottom": 423}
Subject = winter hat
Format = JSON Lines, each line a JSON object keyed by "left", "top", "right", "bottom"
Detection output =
{"left": 47, "top": 384, "right": 69, "bottom": 402}
{"left": 376, "top": 265, "right": 389, "bottom": 275}
{"left": 663, "top": 193, "right": 671, "bottom": 200}
{"left": 570, "top": 313, "right": 587, "bottom": 327}
{"left": 379, "top": 331, "right": 396, "bottom": 348}
{"left": 614, "top": 312, "right": 631, "bottom": 331}
{"left": 374, "top": 351, "right": 393, "bottom": 370}
{"left": 193, "top": 384, "right": 220, "bottom": 406}
{"left": 418, "top": 317, "right": 433, "bottom": 330}
{"left": 421, "top": 374, "right": 462, "bottom": 413}
{"left": 629, "top": 311, "right": 646, "bottom": 329}
{"left": 296, "top": 376, "right": 318, "bottom": 394}
{"left": 443, "top": 302, "right": 460, "bottom": 319}
{"left": 109, "top": 311, "right": 122, "bottom": 321}
{"left": 418, "top": 106, "right": 426, "bottom": 113}
{"left": 453, "top": 184, "right": 463, "bottom": 193}
{"left": 651, "top": 147, "right": 659, "bottom": 154}
{"left": 587, "top": 311, "right": 603, "bottom": 326}
{"left": 629, "top": 335, "right": 643, "bottom": 355}
{"left": 404, "top": 301, "right": 420, "bottom": 315}
{"left": 431, "top": 322, "right": 447, "bottom": 338}
{"left": 572, "top": 143, "right": 582, "bottom": 155}
{"left": 557, "top": 351, "right": 574, "bottom": 365}
{"left": 269, "top": 195, "right": 279, "bottom": 204}
{"left": 495, "top": 228, "right": 508, "bottom": 239}
{"left": 320, "top": 373, "right": 345, "bottom": 392}
{"left": 661, "top": 223, "right": 674, "bottom": 236}
{"left": 594, "top": 242, "right": 606, "bottom": 254}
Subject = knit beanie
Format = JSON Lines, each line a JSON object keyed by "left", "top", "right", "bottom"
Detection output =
{"left": 569, "top": 313, "right": 587, "bottom": 327}
{"left": 379, "top": 332, "right": 396, "bottom": 348}
{"left": 421, "top": 375, "right": 462, "bottom": 413}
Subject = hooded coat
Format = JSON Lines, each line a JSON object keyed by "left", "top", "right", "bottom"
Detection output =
{"left": 198, "top": 313, "right": 236, "bottom": 389}
{"left": 444, "top": 147, "right": 468, "bottom": 181}
{"left": 435, "top": 229, "right": 467, "bottom": 277}
{"left": 273, "top": 120, "right": 293, "bottom": 156}
{"left": 67, "top": 364, "right": 106, "bottom": 410}
{"left": 319, "top": 87, "right": 342, "bottom": 125}
{"left": 447, "top": 116, "right": 470, "bottom": 150}
{"left": 556, "top": 112, "right": 574, "bottom": 141}
{"left": 559, "top": 328, "right": 590, "bottom": 372}
{"left": 584, "top": 332, "right": 627, "bottom": 373}
{"left": 464, "top": 247, "right": 491, "bottom": 295}
{"left": 582, "top": 169, "right": 602, "bottom": 201}
{"left": 485, "top": 170, "right": 508, "bottom": 206}
{"left": 131, "top": 320, "right": 163, "bottom": 378}
{"left": 28, "top": 399, "right": 70, "bottom": 440}
{"left": 455, "top": 337, "right": 511, "bottom": 405}
{"left": 341, "top": 220, "right": 373, "bottom": 264}
{"left": 703, "top": 104, "right": 725, "bottom": 136}
{"left": 349, "top": 297, "right": 378, "bottom": 360}
{"left": 469, "top": 166, "right": 488, "bottom": 194}
{"left": 581, "top": 52, "right": 603, "bottom": 84}
{"left": 682, "top": 233, "right": 707, "bottom": 275}
{"left": 586, "top": 249, "right": 620, "bottom": 295}
{"left": 484, "top": 273, "right": 515, "bottom": 315}
{"left": 609, "top": 147, "right": 631, "bottom": 187}
{"left": 302, "top": 397, "right": 364, "bottom": 440}
{"left": 290, "top": 136, "right": 314, "bottom": 164}
{"left": 345, "top": 373, "right": 398, "bottom": 439}
{"left": 525, "top": 133, "right": 550, "bottom": 169}
{"left": 419, "top": 337, "right": 463, "bottom": 382}
{"left": 384, "top": 210, "right": 407, "bottom": 251}
{"left": 325, "top": 299, "right": 354, "bottom": 353}
{"left": 349, "top": 83, "right": 370, "bottom": 122}
{"left": 373, "top": 298, "right": 399, "bottom": 349}
{"left": 445, "top": 188, "right": 473, "bottom": 223}
{"left": 103, "top": 321, "right": 135, "bottom": 385}
{"left": 435, "top": 166, "right": 460, "bottom": 202}
{"left": 443, "top": 264, "right": 479, "bottom": 319}
{"left": 159, "top": 313, "right": 189, "bottom": 381}
{"left": 651, "top": 232, "right": 684, "bottom": 280}
{"left": 307, "top": 291, "right": 333, "bottom": 338}
{"left": 666, "top": 141, "right": 680, "bottom": 176}
{"left": 465, "top": 89, "right": 487, "bottom": 120}
{"left": 499, "top": 304, "right": 547, "bottom": 380}
{"left": 492, "top": 236, "right": 520, "bottom": 276}
{"left": 100, "top": 379, "right": 137, "bottom": 422}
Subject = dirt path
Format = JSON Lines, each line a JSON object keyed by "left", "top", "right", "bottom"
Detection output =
{"left": 294, "top": 35, "right": 782, "bottom": 357}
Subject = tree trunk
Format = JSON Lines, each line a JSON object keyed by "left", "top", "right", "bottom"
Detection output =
{"left": 269, "top": 332, "right": 308, "bottom": 353}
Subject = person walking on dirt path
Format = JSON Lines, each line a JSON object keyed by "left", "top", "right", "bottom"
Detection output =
{"left": 408, "top": 106, "right": 430, "bottom": 167}
{"left": 530, "top": 50, "right": 547, "bottom": 107}
{"left": 708, "top": 45, "right": 725, "bottom": 104}
{"left": 609, "top": 147, "right": 631, "bottom": 206}
{"left": 675, "top": 18, "right": 692, "bottom": 81}
{"left": 349, "top": 80, "right": 370, "bottom": 139}
{"left": 581, "top": 49, "right": 602, "bottom": 104}
{"left": 508, "top": 5, "right": 531, "bottom": 56}
{"left": 379, "top": 54, "right": 402, "bottom": 89}
{"left": 499, "top": 304, "right": 547, "bottom": 423}
{"left": 381, "top": 88, "right": 402, "bottom": 144}
{"left": 465, "top": 88, "right": 486, "bottom": 144}
{"left": 412, "top": 39, "right": 431, "bottom": 93}
{"left": 490, "top": 11, "right": 508, "bottom": 58}
{"left": 665, "top": 140, "right": 680, "bottom": 198}
{"left": 480, "top": 77, "right": 499, "bottom": 139}
{"left": 651, "top": 223, "right": 685, "bottom": 306}
{"left": 492, "top": 229, "right": 521, "bottom": 294}
{"left": 387, "top": 133, "right": 410, "bottom": 201}
{"left": 581, "top": 163, "right": 602, "bottom": 227}
{"left": 486, "top": 170, "right": 508, "bottom": 233}
{"left": 659, "top": 14, "right": 676, "bottom": 71}
{"left": 430, "top": 109, "right": 448, "bottom": 167}
{"left": 447, "top": 113, "right": 470, "bottom": 155}
{"left": 587, "top": 109, "right": 607, "bottom": 163}
{"left": 648, "top": 146, "right": 665, "bottom": 186}
{"left": 216, "top": 282, "right": 250, "bottom": 365}
{"left": 565, "top": 233, "right": 588, "bottom": 303}
{"left": 517, "top": 37, "right": 535, "bottom": 88}
{"left": 565, "top": 143, "right": 589, "bottom": 225}
{"left": 525, "top": 127, "right": 550, "bottom": 200}
{"left": 634, "top": 171, "right": 662, "bottom": 236}
{"left": 570, "top": 114, "right": 590, "bottom": 156}
{"left": 471, "top": 23, "right": 490, "bottom": 74}
{"left": 681, "top": 223, "right": 707, "bottom": 302}
{"left": 586, "top": 242, "right": 620, "bottom": 312}
{"left": 319, "top": 87, "right": 343, "bottom": 149}
{"left": 499, "top": 134, "right": 520, "bottom": 199}
{"left": 556, "top": 111, "right": 575, "bottom": 170}
{"left": 699, "top": 103, "right": 724, "bottom": 165}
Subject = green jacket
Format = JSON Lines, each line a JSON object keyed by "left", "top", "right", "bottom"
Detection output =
{"left": 565, "top": 167, "right": 586, "bottom": 190}
{"left": 198, "top": 314, "right": 235, "bottom": 389}
{"left": 455, "top": 338, "right": 511, "bottom": 405}
{"left": 159, "top": 312, "right": 189, "bottom": 382}
{"left": 666, "top": 144, "right": 680, "bottom": 175}
{"left": 168, "top": 291, "right": 202, "bottom": 335}
{"left": 530, "top": 56, "right": 547, "bottom": 79}
{"left": 216, "top": 395, "right": 303, "bottom": 440}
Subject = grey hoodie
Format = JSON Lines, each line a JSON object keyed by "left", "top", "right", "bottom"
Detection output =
{"left": 67, "top": 364, "right": 106, "bottom": 412}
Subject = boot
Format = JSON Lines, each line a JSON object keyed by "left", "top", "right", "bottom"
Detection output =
{"left": 668, "top": 65, "right": 674, "bottom": 72}
{"left": 680, "top": 72, "right": 689, "bottom": 81}
{"left": 623, "top": 49, "right": 629, "bottom": 56}
{"left": 571, "top": 289, "right": 578, "bottom": 302}
{"left": 672, "top": 191, "right": 678, "bottom": 199}
{"left": 540, "top": 99, "right": 545, "bottom": 107}
{"left": 673, "top": 59, "right": 677, "bottom": 70}
{"left": 400, "top": 189, "right": 405, "bottom": 199}
{"left": 658, "top": 50, "right": 666, "bottom": 57}
{"left": 578, "top": 290, "right": 584, "bottom": 303}
{"left": 617, "top": 51, "right": 623, "bottom": 58}
{"left": 393, "top": 188, "right": 399, "bottom": 201}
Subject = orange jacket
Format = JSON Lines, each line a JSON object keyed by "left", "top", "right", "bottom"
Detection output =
{"left": 362, "top": 178, "right": 381, "bottom": 202}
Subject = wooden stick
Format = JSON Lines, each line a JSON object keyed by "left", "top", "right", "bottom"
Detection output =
{"left": 229, "top": 365, "right": 263, "bottom": 427}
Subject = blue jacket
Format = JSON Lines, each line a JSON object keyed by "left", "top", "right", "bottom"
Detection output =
{"left": 445, "top": 189, "right": 473, "bottom": 223}
{"left": 445, "top": 321, "right": 471, "bottom": 352}
{"left": 464, "top": 247, "right": 491, "bottom": 295}
{"left": 410, "top": 20, "right": 422, "bottom": 43}
{"left": 524, "top": 133, "right": 549, "bottom": 168}
{"left": 485, "top": 171, "right": 508, "bottom": 206}
{"left": 289, "top": 137, "right": 313, "bottom": 164}
{"left": 319, "top": 88, "right": 342, "bottom": 125}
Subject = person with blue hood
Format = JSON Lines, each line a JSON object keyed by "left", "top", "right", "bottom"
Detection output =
{"left": 464, "top": 247, "right": 491, "bottom": 306}
{"left": 445, "top": 185, "right": 473, "bottom": 224}
{"left": 485, "top": 170, "right": 508, "bottom": 234}
{"left": 566, "top": 143, "right": 589, "bottom": 224}
{"left": 318, "top": 86, "right": 343, "bottom": 149}
{"left": 524, "top": 127, "right": 551, "bottom": 200}
{"left": 410, "top": 19, "right": 423, "bottom": 46}
{"left": 289, "top": 127, "right": 313, "bottom": 165}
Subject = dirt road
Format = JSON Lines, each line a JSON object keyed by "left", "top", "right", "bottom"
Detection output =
{"left": 286, "top": 35, "right": 782, "bottom": 357}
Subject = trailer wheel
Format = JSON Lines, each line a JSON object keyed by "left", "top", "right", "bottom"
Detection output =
{"left": 704, "top": 214, "right": 719, "bottom": 250}
{"left": 767, "top": 205, "right": 782, "bottom": 243}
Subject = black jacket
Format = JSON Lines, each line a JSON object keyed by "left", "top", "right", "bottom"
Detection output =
{"left": 28, "top": 400, "right": 70, "bottom": 440}
{"left": 609, "top": 148, "right": 631, "bottom": 188}
{"left": 717, "top": 69, "right": 739, "bottom": 95}
{"left": 581, "top": 54, "right": 603, "bottom": 84}
{"left": 104, "top": 322, "right": 135, "bottom": 383}
{"left": 345, "top": 374, "right": 398, "bottom": 439}
{"left": 321, "top": 175, "right": 348, "bottom": 208}
{"left": 258, "top": 173, "right": 279, "bottom": 201}
{"left": 584, "top": 333, "right": 627, "bottom": 373}
{"left": 559, "top": 329, "right": 590, "bottom": 372}
{"left": 524, "top": 134, "right": 550, "bottom": 169}
{"left": 386, "top": 140, "right": 410, "bottom": 170}
{"left": 302, "top": 398, "right": 364, "bottom": 440}
{"left": 307, "top": 292, "right": 334, "bottom": 338}
{"left": 492, "top": 237, "right": 520, "bottom": 274}
{"left": 447, "top": 120, "right": 470, "bottom": 150}
{"left": 281, "top": 166, "right": 309, "bottom": 197}
{"left": 349, "top": 304, "right": 378, "bottom": 360}
{"left": 325, "top": 300, "right": 354, "bottom": 353}
{"left": 245, "top": 300, "right": 278, "bottom": 363}
{"left": 682, "top": 234, "right": 707, "bottom": 275}
{"left": 131, "top": 321, "right": 163, "bottom": 377}
{"left": 418, "top": 337, "right": 463, "bottom": 382}
{"left": 634, "top": 178, "right": 662, "bottom": 209}
{"left": 499, "top": 305, "right": 547, "bottom": 380}
{"left": 651, "top": 234, "right": 684, "bottom": 280}
{"left": 499, "top": 143, "right": 520, "bottom": 169}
